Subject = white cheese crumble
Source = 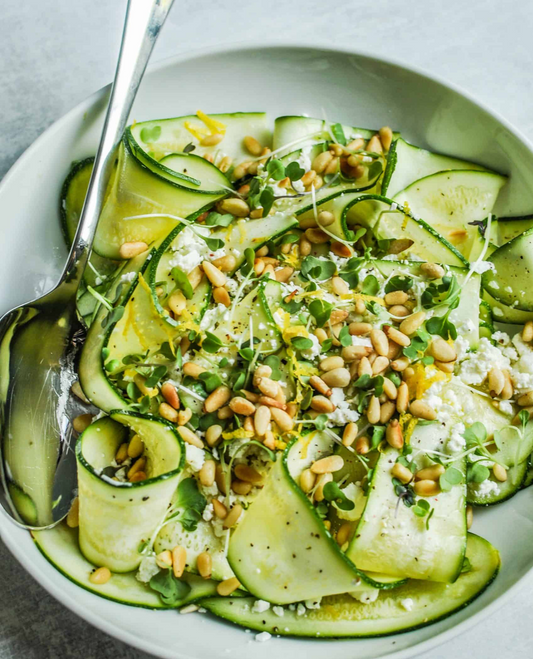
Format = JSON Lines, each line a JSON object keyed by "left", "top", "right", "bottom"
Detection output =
{"left": 252, "top": 600, "right": 271, "bottom": 613}
{"left": 457, "top": 338, "right": 510, "bottom": 386}
{"left": 168, "top": 226, "right": 209, "bottom": 273}
{"left": 328, "top": 388, "right": 360, "bottom": 425}
{"left": 136, "top": 555, "right": 160, "bottom": 583}
{"left": 474, "top": 479, "right": 500, "bottom": 498}
{"left": 301, "top": 333, "right": 321, "bottom": 360}
{"left": 185, "top": 444, "right": 205, "bottom": 472}
{"left": 447, "top": 422, "right": 466, "bottom": 453}
{"left": 202, "top": 503, "right": 214, "bottom": 521}
{"left": 350, "top": 589, "right": 379, "bottom": 604}
{"left": 255, "top": 632, "right": 272, "bottom": 643}
{"left": 400, "top": 598, "right": 414, "bottom": 611}
{"left": 351, "top": 335, "right": 372, "bottom": 347}
{"left": 470, "top": 260, "right": 495, "bottom": 274}
{"left": 304, "top": 598, "right": 322, "bottom": 610}
{"left": 120, "top": 271, "right": 137, "bottom": 283}
{"left": 272, "top": 606, "right": 285, "bottom": 617}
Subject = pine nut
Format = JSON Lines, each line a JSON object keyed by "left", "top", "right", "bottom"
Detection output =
{"left": 257, "top": 377, "right": 279, "bottom": 399}
{"left": 403, "top": 367, "right": 415, "bottom": 379}
{"left": 129, "top": 471, "right": 146, "bottom": 483}
{"left": 263, "top": 264, "right": 275, "bottom": 279}
{"left": 258, "top": 395, "right": 286, "bottom": 410}
{"left": 492, "top": 464, "right": 507, "bottom": 482}
{"left": 305, "top": 228, "right": 329, "bottom": 244}
{"left": 391, "top": 356, "right": 410, "bottom": 372}
{"left": 243, "top": 135, "right": 263, "bottom": 156}
{"left": 215, "top": 464, "right": 227, "bottom": 494}
{"left": 487, "top": 368, "right": 505, "bottom": 397}
{"left": 234, "top": 464, "right": 263, "bottom": 484}
{"left": 183, "top": 362, "right": 206, "bottom": 378}
{"left": 388, "top": 238, "right": 414, "bottom": 255}
{"left": 127, "top": 434, "right": 144, "bottom": 459}
{"left": 90, "top": 567, "right": 111, "bottom": 585}
{"left": 212, "top": 498, "right": 227, "bottom": 519}
{"left": 220, "top": 197, "right": 250, "bottom": 217}
{"left": 522, "top": 321, "right": 533, "bottom": 342}
{"left": 73, "top": 414, "right": 92, "bottom": 433}
{"left": 372, "top": 356, "right": 390, "bottom": 375}
{"left": 71, "top": 380, "right": 89, "bottom": 404}
{"left": 429, "top": 338, "right": 456, "bottom": 363}
{"left": 275, "top": 266, "right": 294, "bottom": 283}
{"left": 234, "top": 164, "right": 250, "bottom": 182}
{"left": 378, "top": 126, "right": 393, "bottom": 151}
{"left": 414, "top": 480, "right": 440, "bottom": 497}
{"left": 466, "top": 505, "right": 473, "bottom": 529}
{"left": 178, "top": 408, "right": 193, "bottom": 426}
{"left": 243, "top": 416, "right": 255, "bottom": 434}
{"left": 314, "top": 473, "right": 333, "bottom": 502}
{"left": 254, "top": 258, "right": 266, "bottom": 276}
{"left": 204, "top": 386, "right": 231, "bottom": 413}
{"left": 500, "top": 370, "right": 514, "bottom": 400}
{"left": 118, "top": 241, "right": 148, "bottom": 259}
{"left": 321, "top": 368, "right": 351, "bottom": 388}
{"left": 320, "top": 356, "right": 344, "bottom": 372}
{"left": 311, "top": 455, "right": 344, "bottom": 474}
{"left": 270, "top": 407, "right": 294, "bottom": 432}
{"left": 317, "top": 210, "right": 335, "bottom": 227}
{"left": 357, "top": 357, "right": 373, "bottom": 378}
{"left": 127, "top": 457, "right": 146, "bottom": 481}
{"left": 263, "top": 430, "right": 276, "bottom": 450}
{"left": 156, "top": 550, "right": 173, "bottom": 569}
{"left": 387, "top": 342, "right": 401, "bottom": 361}
{"left": 298, "top": 215, "right": 319, "bottom": 229}
{"left": 355, "top": 435, "right": 371, "bottom": 454}
{"left": 217, "top": 577, "right": 240, "bottom": 596}
{"left": 323, "top": 520, "right": 332, "bottom": 530}
{"left": 197, "top": 551, "right": 212, "bottom": 579}
{"left": 213, "top": 287, "right": 231, "bottom": 307}
{"left": 342, "top": 422, "right": 358, "bottom": 447}
{"left": 370, "top": 329, "right": 388, "bottom": 356}
{"left": 382, "top": 378, "right": 398, "bottom": 400}
{"left": 299, "top": 235, "right": 312, "bottom": 256}
{"left": 301, "top": 170, "right": 317, "bottom": 188}
{"left": 232, "top": 479, "right": 252, "bottom": 495}
{"left": 384, "top": 290, "right": 408, "bottom": 306}
{"left": 349, "top": 322, "right": 372, "bottom": 336}
{"left": 311, "top": 151, "right": 333, "bottom": 174}
{"left": 187, "top": 266, "right": 204, "bottom": 290}
{"left": 410, "top": 400, "right": 437, "bottom": 420}
{"left": 309, "top": 375, "right": 332, "bottom": 396}
{"left": 331, "top": 242, "right": 353, "bottom": 258}
{"left": 253, "top": 405, "right": 271, "bottom": 437}
{"left": 332, "top": 276, "right": 350, "bottom": 296}
{"left": 366, "top": 134, "right": 383, "bottom": 153}
{"left": 355, "top": 298, "right": 366, "bottom": 315}
{"left": 416, "top": 465, "right": 445, "bottom": 481}
{"left": 518, "top": 391, "right": 533, "bottom": 407}
{"left": 384, "top": 326, "right": 410, "bottom": 347}
{"left": 159, "top": 402, "right": 179, "bottom": 423}
{"left": 330, "top": 310, "right": 349, "bottom": 325}
{"left": 201, "top": 132, "right": 224, "bottom": 146}
{"left": 336, "top": 522, "right": 352, "bottom": 546}
{"left": 168, "top": 291, "right": 186, "bottom": 316}
{"left": 170, "top": 546, "right": 186, "bottom": 578}
{"left": 223, "top": 504, "right": 243, "bottom": 529}
{"left": 389, "top": 305, "right": 410, "bottom": 318}
{"left": 367, "top": 395, "right": 381, "bottom": 424}
{"left": 314, "top": 328, "right": 328, "bottom": 344}
{"left": 178, "top": 426, "right": 204, "bottom": 448}
{"left": 325, "top": 156, "right": 340, "bottom": 176}
{"left": 391, "top": 462, "right": 412, "bottom": 484}
{"left": 199, "top": 459, "right": 216, "bottom": 487}
{"left": 217, "top": 406, "right": 233, "bottom": 421}
{"left": 396, "top": 382, "right": 409, "bottom": 413}
{"left": 161, "top": 382, "right": 180, "bottom": 410}
{"left": 342, "top": 345, "right": 372, "bottom": 361}
{"left": 286, "top": 402, "right": 298, "bottom": 418}
{"left": 219, "top": 156, "right": 233, "bottom": 173}
{"left": 66, "top": 497, "right": 79, "bottom": 528}
{"left": 115, "top": 443, "right": 128, "bottom": 464}
{"left": 253, "top": 365, "right": 272, "bottom": 386}
{"left": 202, "top": 261, "right": 227, "bottom": 288}
{"left": 211, "top": 254, "right": 237, "bottom": 272}
{"left": 386, "top": 419, "right": 404, "bottom": 449}
{"left": 310, "top": 395, "right": 335, "bottom": 413}
{"left": 435, "top": 360, "right": 455, "bottom": 374}
{"left": 420, "top": 262, "right": 445, "bottom": 279}
{"left": 229, "top": 396, "right": 255, "bottom": 416}
{"left": 380, "top": 401, "right": 396, "bottom": 424}
{"left": 180, "top": 336, "right": 191, "bottom": 356}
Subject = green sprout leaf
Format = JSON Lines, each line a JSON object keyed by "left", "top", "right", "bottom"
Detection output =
{"left": 266, "top": 159, "right": 286, "bottom": 181}
{"left": 174, "top": 478, "right": 207, "bottom": 532}
{"left": 323, "top": 481, "right": 355, "bottom": 511}
{"left": 202, "top": 331, "right": 225, "bottom": 354}
{"left": 309, "top": 299, "right": 334, "bottom": 328}
{"left": 385, "top": 275, "right": 413, "bottom": 294}
{"left": 140, "top": 125, "right": 161, "bottom": 143}
{"left": 331, "top": 123, "right": 347, "bottom": 146}
{"left": 361, "top": 274, "right": 379, "bottom": 296}
{"left": 291, "top": 336, "right": 313, "bottom": 351}
{"left": 170, "top": 267, "right": 194, "bottom": 300}
{"left": 149, "top": 569, "right": 191, "bottom": 605}
{"left": 285, "top": 161, "right": 305, "bottom": 182}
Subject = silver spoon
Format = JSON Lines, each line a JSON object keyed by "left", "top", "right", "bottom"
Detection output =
{"left": 0, "top": 0, "right": 174, "bottom": 530}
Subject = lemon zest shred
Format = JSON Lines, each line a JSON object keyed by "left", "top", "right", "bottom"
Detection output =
{"left": 196, "top": 110, "right": 227, "bottom": 135}
{"left": 222, "top": 429, "right": 254, "bottom": 441}
{"left": 183, "top": 120, "right": 209, "bottom": 141}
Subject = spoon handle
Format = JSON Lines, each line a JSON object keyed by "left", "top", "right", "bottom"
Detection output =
{"left": 62, "top": 0, "right": 174, "bottom": 283}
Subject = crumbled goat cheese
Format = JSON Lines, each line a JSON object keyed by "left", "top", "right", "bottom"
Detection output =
{"left": 255, "top": 632, "right": 272, "bottom": 643}
{"left": 225, "top": 278, "right": 239, "bottom": 294}
{"left": 120, "top": 271, "right": 137, "bottom": 283}
{"left": 304, "top": 598, "right": 322, "bottom": 610}
{"left": 400, "top": 598, "right": 414, "bottom": 611}
{"left": 296, "top": 603, "right": 307, "bottom": 616}
{"left": 202, "top": 503, "right": 214, "bottom": 522}
{"left": 136, "top": 555, "right": 160, "bottom": 583}
{"left": 498, "top": 400, "right": 514, "bottom": 415}
{"left": 458, "top": 338, "right": 510, "bottom": 385}
{"left": 474, "top": 479, "right": 500, "bottom": 497}
{"left": 252, "top": 600, "right": 271, "bottom": 613}
{"left": 447, "top": 422, "right": 466, "bottom": 453}
{"left": 328, "top": 388, "right": 360, "bottom": 425}
{"left": 301, "top": 333, "right": 321, "bottom": 360}
{"left": 200, "top": 303, "right": 231, "bottom": 330}
{"left": 185, "top": 444, "right": 205, "bottom": 472}
{"left": 168, "top": 227, "right": 209, "bottom": 273}
{"left": 492, "top": 331, "right": 511, "bottom": 345}
{"left": 329, "top": 251, "right": 349, "bottom": 271}
{"left": 350, "top": 589, "right": 379, "bottom": 604}
{"left": 470, "top": 260, "right": 495, "bottom": 274}
{"left": 272, "top": 606, "right": 285, "bottom": 617}
{"left": 352, "top": 335, "right": 372, "bottom": 347}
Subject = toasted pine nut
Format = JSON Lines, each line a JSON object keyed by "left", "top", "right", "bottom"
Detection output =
{"left": 518, "top": 390, "right": 533, "bottom": 407}
{"left": 314, "top": 473, "right": 333, "bottom": 502}
{"left": 178, "top": 408, "right": 193, "bottom": 426}
{"left": 217, "top": 577, "right": 241, "bottom": 596}
{"left": 378, "top": 126, "right": 393, "bottom": 151}
{"left": 213, "top": 287, "right": 231, "bottom": 307}
{"left": 301, "top": 170, "right": 317, "bottom": 187}
{"left": 325, "top": 156, "right": 340, "bottom": 175}
{"left": 355, "top": 435, "right": 370, "bottom": 454}
{"left": 386, "top": 419, "right": 404, "bottom": 449}
{"left": 223, "top": 504, "right": 243, "bottom": 529}
{"left": 392, "top": 462, "right": 413, "bottom": 484}
{"left": 178, "top": 426, "right": 204, "bottom": 448}
{"left": 415, "top": 465, "right": 445, "bottom": 481}
{"left": 232, "top": 479, "right": 252, "bottom": 495}
{"left": 314, "top": 327, "right": 328, "bottom": 344}
{"left": 311, "top": 151, "right": 333, "bottom": 173}
{"left": 115, "top": 443, "right": 128, "bottom": 464}
{"left": 119, "top": 241, "right": 148, "bottom": 259}
{"left": 380, "top": 400, "right": 396, "bottom": 424}
{"left": 366, "top": 135, "right": 383, "bottom": 153}
{"left": 389, "top": 305, "right": 410, "bottom": 318}
{"left": 399, "top": 311, "right": 426, "bottom": 336}
{"left": 500, "top": 369, "right": 514, "bottom": 400}
{"left": 342, "top": 345, "right": 372, "bottom": 361}
{"left": 336, "top": 522, "right": 352, "bottom": 546}
{"left": 243, "top": 415, "right": 255, "bottom": 434}
{"left": 253, "top": 405, "right": 271, "bottom": 437}
{"left": 89, "top": 567, "right": 111, "bottom": 585}
{"left": 159, "top": 402, "right": 179, "bottom": 423}
{"left": 263, "top": 430, "right": 276, "bottom": 450}
{"left": 71, "top": 380, "right": 89, "bottom": 404}
{"left": 414, "top": 480, "right": 440, "bottom": 497}
{"left": 355, "top": 298, "right": 366, "bottom": 315}
{"left": 171, "top": 546, "right": 187, "bottom": 578}
{"left": 382, "top": 378, "right": 398, "bottom": 400}
{"left": 305, "top": 228, "right": 329, "bottom": 244}
{"left": 66, "top": 497, "right": 79, "bottom": 528}
{"left": 410, "top": 400, "right": 437, "bottom": 420}
{"left": 187, "top": 266, "right": 204, "bottom": 290}
{"left": 429, "top": 338, "right": 456, "bottom": 363}
{"left": 349, "top": 322, "right": 372, "bottom": 336}
{"left": 73, "top": 414, "right": 92, "bottom": 433}
{"left": 234, "top": 464, "right": 262, "bottom": 484}
{"left": 254, "top": 258, "right": 266, "bottom": 276}
{"left": 161, "top": 382, "right": 180, "bottom": 409}
{"left": 229, "top": 396, "right": 255, "bottom": 416}
{"left": 321, "top": 368, "right": 351, "bottom": 388}
{"left": 493, "top": 464, "right": 507, "bottom": 482}
{"left": 201, "top": 132, "right": 224, "bottom": 146}
{"left": 396, "top": 382, "right": 409, "bottom": 413}
{"left": 420, "top": 262, "right": 445, "bottom": 279}
{"left": 372, "top": 356, "right": 390, "bottom": 375}
{"left": 233, "top": 163, "right": 250, "bottom": 179}
{"left": 202, "top": 261, "right": 226, "bottom": 288}
{"left": 204, "top": 386, "right": 231, "bottom": 413}
{"left": 270, "top": 407, "right": 294, "bottom": 432}
{"left": 311, "top": 455, "right": 344, "bottom": 474}
{"left": 263, "top": 264, "right": 275, "bottom": 279}
{"left": 298, "top": 215, "right": 319, "bottom": 229}
{"left": 320, "top": 356, "right": 344, "bottom": 372}
{"left": 215, "top": 464, "right": 227, "bottom": 494}
{"left": 218, "top": 155, "right": 233, "bottom": 173}
{"left": 330, "top": 310, "right": 349, "bottom": 325}
{"left": 275, "top": 266, "right": 294, "bottom": 283}
{"left": 286, "top": 402, "right": 298, "bottom": 418}
{"left": 253, "top": 364, "right": 272, "bottom": 386}
{"left": 197, "top": 551, "right": 212, "bottom": 579}
{"left": 347, "top": 137, "right": 365, "bottom": 151}
{"left": 156, "top": 550, "right": 173, "bottom": 569}
{"left": 522, "top": 321, "right": 533, "bottom": 343}
{"left": 217, "top": 406, "right": 234, "bottom": 421}
{"left": 212, "top": 498, "right": 227, "bottom": 519}
{"left": 168, "top": 290, "right": 186, "bottom": 317}
{"left": 488, "top": 368, "right": 505, "bottom": 397}
{"left": 370, "top": 329, "right": 389, "bottom": 356}
{"left": 310, "top": 395, "right": 335, "bottom": 413}
{"left": 357, "top": 356, "right": 372, "bottom": 378}
{"left": 199, "top": 459, "right": 216, "bottom": 487}
{"left": 342, "top": 422, "right": 358, "bottom": 447}
{"left": 299, "top": 235, "right": 312, "bottom": 256}
{"left": 391, "top": 356, "right": 410, "bottom": 372}
{"left": 256, "top": 377, "right": 279, "bottom": 399}
{"left": 309, "top": 375, "right": 332, "bottom": 397}
{"left": 331, "top": 242, "right": 353, "bottom": 258}
{"left": 219, "top": 198, "right": 250, "bottom": 217}
{"left": 384, "top": 326, "right": 410, "bottom": 348}
{"left": 243, "top": 135, "right": 262, "bottom": 156}
{"left": 257, "top": 395, "right": 286, "bottom": 410}
{"left": 332, "top": 276, "right": 350, "bottom": 296}
{"left": 129, "top": 471, "right": 147, "bottom": 483}
{"left": 127, "top": 434, "right": 144, "bottom": 459}
{"left": 317, "top": 210, "right": 335, "bottom": 227}
{"left": 211, "top": 254, "right": 237, "bottom": 272}
{"left": 183, "top": 362, "right": 206, "bottom": 378}
{"left": 367, "top": 395, "right": 381, "bottom": 424}
{"left": 180, "top": 337, "right": 191, "bottom": 356}
{"left": 384, "top": 290, "right": 408, "bottom": 306}
{"left": 388, "top": 238, "right": 414, "bottom": 255}
{"left": 403, "top": 367, "right": 415, "bottom": 379}
{"left": 435, "top": 361, "right": 455, "bottom": 374}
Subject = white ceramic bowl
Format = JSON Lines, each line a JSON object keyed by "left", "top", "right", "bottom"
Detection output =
{"left": 2, "top": 43, "right": 533, "bottom": 659}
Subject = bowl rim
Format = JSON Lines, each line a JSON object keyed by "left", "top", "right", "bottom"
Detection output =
{"left": 1, "top": 38, "right": 532, "bottom": 659}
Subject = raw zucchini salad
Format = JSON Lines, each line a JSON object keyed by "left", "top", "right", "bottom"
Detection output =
{"left": 28, "top": 111, "right": 533, "bottom": 639}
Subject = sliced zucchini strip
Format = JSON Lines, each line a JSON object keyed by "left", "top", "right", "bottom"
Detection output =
{"left": 272, "top": 116, "right": 381, "bottom": 151}
{"left": 33, "top": 524, "right": 216, "bottom": 609}
{"left": 201, "top": 534, "right": 499, "bottom": 638}
{"left": 227, "top": 432, "right": 402, "bottom": 605}
{"left": 496, "top": 214, "right": 533, "bottom": 245}
{"left": 482, "top": 289, "right": 533, "bottom": 325}
{"left": 468, "top": 461, "right": 528, "bottom": 506}
{"left": 76, "top": 412, "right": 185, "bottom": 572}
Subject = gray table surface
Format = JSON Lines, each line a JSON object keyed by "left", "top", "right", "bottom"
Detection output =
{"left": 1, "top": 0, "right": 533, "bottom": 657}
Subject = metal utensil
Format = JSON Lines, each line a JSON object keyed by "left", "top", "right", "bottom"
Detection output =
{"left": 0, "top": 0, "right": 174, "bottom": 529}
